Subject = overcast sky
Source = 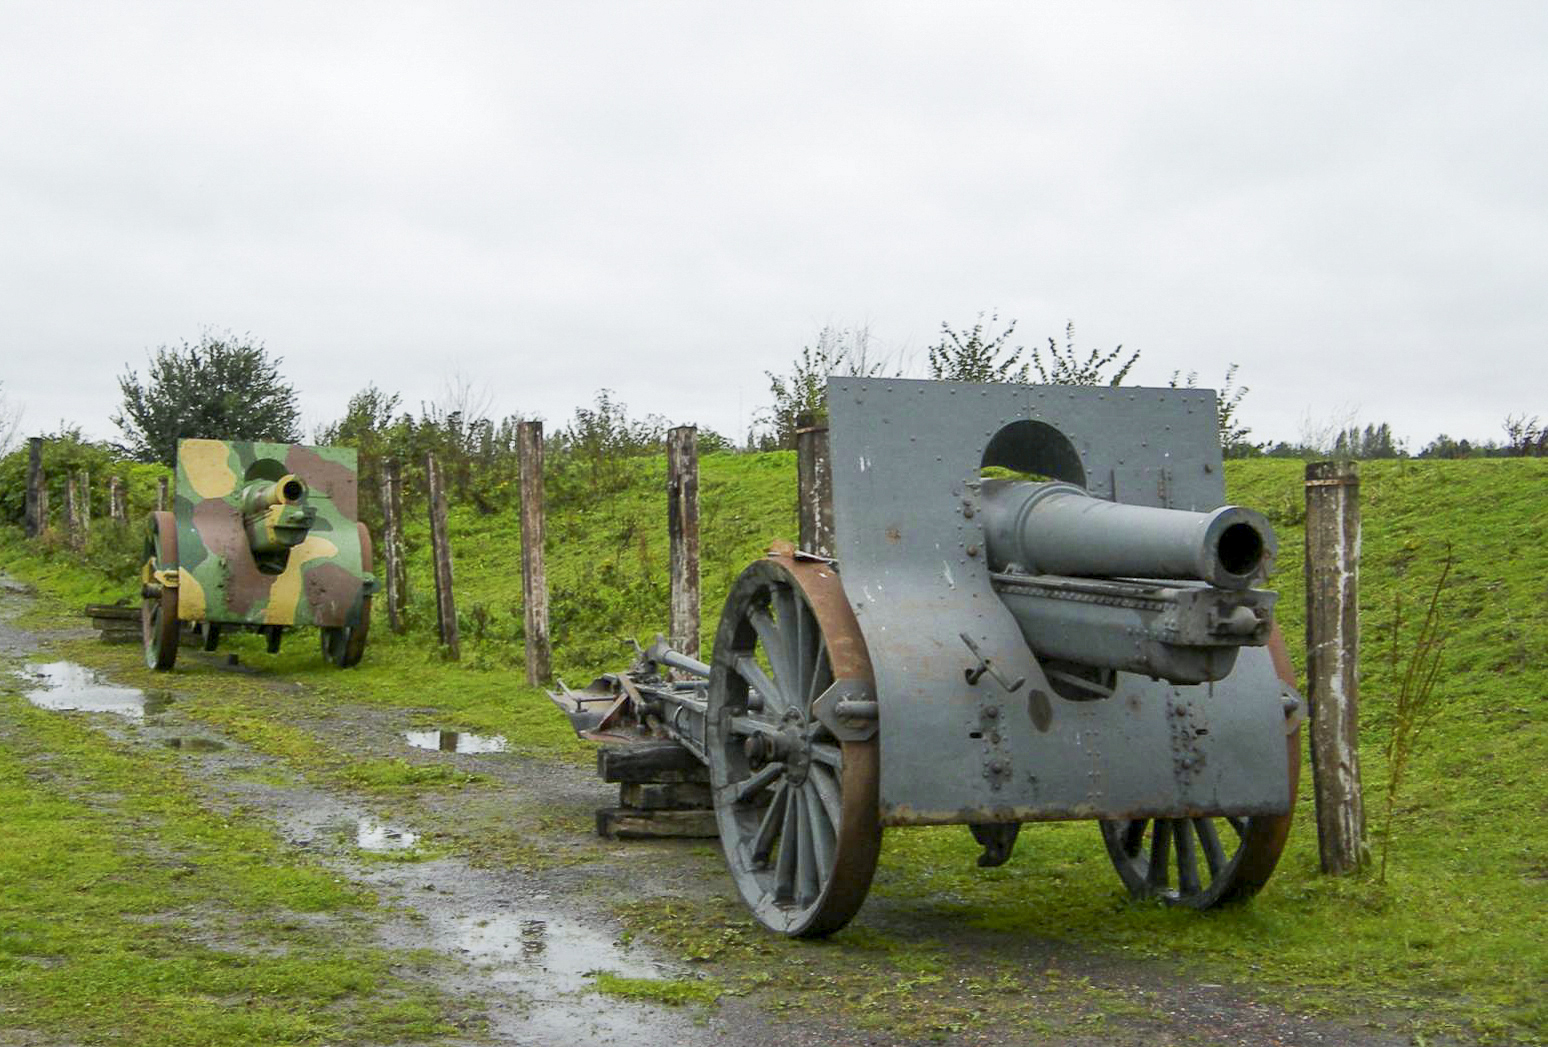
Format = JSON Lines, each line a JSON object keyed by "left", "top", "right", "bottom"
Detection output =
{"left": 3, "top": 1, "right": 1543, "bottom": 453}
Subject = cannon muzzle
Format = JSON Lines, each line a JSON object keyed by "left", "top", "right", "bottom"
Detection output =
{"left": 980, "top": 480, "right": 1273, "bottom": 589}
{"left": 241, "top": 474, "right": 317, "bottom": 563}
{"left": 980, "top": 480, "right": 1278, "bottom": 685}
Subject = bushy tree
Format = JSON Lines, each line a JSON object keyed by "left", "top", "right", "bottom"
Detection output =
{"left": 1170, "top": 363, "right": 1259, "bottom": 457}
{"left": 1028, "top": 320, "right": 1140, "bottom": 386}
{"left": 114, "top": 331, "right": 301, "bottom": 467}
{"left": 1501, "top": 414, "right": 1544, "bottom": 456}
{"left": 927, "top": 312, "right": 1030, "bottom": 384}
{"left": 0, "top": 380, "right": 21, "bottom": 457}
{"left": 762, "top": 325, "right": 889, "bottom": 449}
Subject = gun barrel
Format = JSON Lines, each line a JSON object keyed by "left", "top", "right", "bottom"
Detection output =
{"left": 240, "top": 475, "right": 308, "bottom": 516}
{"left": 980, "top": 480, "right": 1274, "bottom": 590}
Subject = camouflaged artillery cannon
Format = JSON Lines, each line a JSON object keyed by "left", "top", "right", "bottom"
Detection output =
{"left": 140, "top": 439, "right": 375, "bottom": 670}
{"left": 551, "top": 378, "right": 1304, "bottom": 937}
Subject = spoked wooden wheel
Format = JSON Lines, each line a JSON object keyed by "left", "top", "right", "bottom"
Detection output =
{"left": 140, "top": 511, "right": 180, "bottom": 671}
{"left": 321, "top": 522, "right": 372, "bottom": 668}
{"left": 706, "top": 552, "right": 881, "bottom": 938}
{"left": 1099, "top": 626, "right": 1302, "bottom": 908}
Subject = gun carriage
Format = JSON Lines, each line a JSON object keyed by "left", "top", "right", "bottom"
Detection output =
{"left": 552, "top": 379, "right": 1303, "bottom": 937}
{"left": 140, "top": 439, "right": 375, "bottom": 671}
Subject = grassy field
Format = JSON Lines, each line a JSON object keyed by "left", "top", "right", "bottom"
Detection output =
{"left": 1, "top": 452, "right": 1543, "bottom": 1043}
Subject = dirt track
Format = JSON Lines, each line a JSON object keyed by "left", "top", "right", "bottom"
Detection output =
{"left": 0, "top": 577, "right": 1434, "bottom": 1047}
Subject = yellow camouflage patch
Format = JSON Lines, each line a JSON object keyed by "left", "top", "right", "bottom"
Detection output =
{"left": 182, "top": 440, "right": 238, "bottom": 499}
{"left": 264, "top": 535, "right": 339, "bottom": 625}
{"left": 177, "top": 569, "right": 207, "bottom": 621}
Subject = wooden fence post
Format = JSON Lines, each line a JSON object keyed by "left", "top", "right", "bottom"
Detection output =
{"left": 1305, "top": 459, "right": 1366, "bottom": 874}
{"left": 63, "top": 474, "right": 80, "bottom": 550}
{"left": 80, "top": 469, "right": 90, "bottom": 537}
{"left": 24, "top": 437, "right": 44, "bottom": 538}
{"left": 517, "top": 421, "right": 551, "bottom": 685}
{"left": 425, "top": 453, "right": 460, "bottom": 659}
{"left": 796, "top": 411, "right": 835, "bottom": 557}
{"left": 667, "top": 426, "right": 701, "bottom": 662}
{"left": 157, "top": 476, "right": 169, "bottom": 512}
{"left": 109, "top": 476, "right": 125, "bottom": 523}
{"left": 379, "top": 459, "right": 407, "bottom": 633}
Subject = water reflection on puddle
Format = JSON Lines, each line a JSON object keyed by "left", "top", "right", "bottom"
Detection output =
{"left": 403, "top": 730, "right": 508, "bottom": 753}
{"left": 454, "top": 913, "right": 660, "bottom": 991}
{"left": 357, "top": 818, "right": 420, "bottom": 851}
{"left": 20, "top": 662, "right": 171, "bottom": 720}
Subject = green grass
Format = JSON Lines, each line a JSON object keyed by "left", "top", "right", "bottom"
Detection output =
{"left": 0, "top": 677, "right": 463, "bottom": 1046}
{"left": 3, "top": 453, "right": 1544, "bottom": 1043}
{"left": 588, "top": 971, "right": 723, "bottom": 1007}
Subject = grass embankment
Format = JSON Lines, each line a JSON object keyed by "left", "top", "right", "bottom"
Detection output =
{"left": 2, "top": 453, "right": 1544, "bottom": 1043}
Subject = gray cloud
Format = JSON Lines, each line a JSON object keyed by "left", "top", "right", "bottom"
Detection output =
{"left": 3, "top": 1, "right": 1543, "bottom": 451}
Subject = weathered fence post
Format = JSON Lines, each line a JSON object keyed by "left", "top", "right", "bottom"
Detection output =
{"left": 80, "top": 469, "right": 90, "bottom": 537}
{"left": 517, "top": 421, "right": 551, "bottom": 685}
{"left": 796, "top": 411, "right": 835, "bottom": 557}
{"left": 24, "top": 437, "right": 44, "bottom": 538}
{"left": 109, "top": 476, "right": 125, "bottom": 524}
{"left": 63, "top": 473, "right": 80, "bottom": 549}
{"left": 667, "top": 425, "right": 701, "bottom": 662}
{"left": 157, "top": 476, "right": 169, "bottom": 512}
{"left": 425, "top": 453, "right": 460, "bottom": 659}
{"left": 379, "top": 459, "right": 407, "bottom": 633}
{"left": 1305, "top": 459, "right": 1366, "bottom": 874}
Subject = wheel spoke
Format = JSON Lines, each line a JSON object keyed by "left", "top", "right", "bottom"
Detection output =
{"left": 794, "top": 789, "right": 819, "bottom": 904}
{"left": 748, "top": 608, "right": 795, "bottom": 700}
{"left": 803, "top": 780, "right": 835, "bottom": 878}
{"left": 791, "top": 598, "right": 816, "bottom": 709}
{"left": 809, "top": 741, "right": 843, "bottom": 770}
{"left": 774, "top": 785, "right": 800, "bottom": 900}
{"left": 1146, "top": 819, "right": 1172, "bottom": 890}
{"left": 809, "top": 763, "right": 843, "bottom": 829}
{"left": 724, "top": 755, "right": 786, "bottom": 805}
{"left": 1226, "top": 815, "right": 1248, "bottom": 839}
{"left": 751, "top": 783, "right": 788, "bottom": 867}
{"left": 1195, "top": 818, "right": 1227, "bottom": 877}
{"left": 734, "top": 655, "right": 785, "bottom": 713}
{"left": 730, "top": 762, "right": 785, "bottom": 805}
{"left": 805, "top": 642, "right": 831, "bottom": 706}
{"left": 1174, "top": 820, "right": 1201, "bottom": 895}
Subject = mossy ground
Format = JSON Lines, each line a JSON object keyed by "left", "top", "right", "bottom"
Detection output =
{"left": 1, "top": 453, "right": 1543, "bottom": 1044}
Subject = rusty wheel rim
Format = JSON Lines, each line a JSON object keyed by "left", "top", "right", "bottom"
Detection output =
{"left": 1099, "top": 626, "right": 1301, "bottom": 908}
{"left": 141, "top": 511, "right": 179, "bottom": 671}
{"left": 706, "top": 553, "right": 881, "bottom": 938}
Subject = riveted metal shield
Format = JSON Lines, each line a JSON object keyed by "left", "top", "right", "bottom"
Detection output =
{"left": 824, "top": 378, "right": 1293, "bottom": 827}
{"left": 173, "top": 439, "right": 367, "bottom": 629}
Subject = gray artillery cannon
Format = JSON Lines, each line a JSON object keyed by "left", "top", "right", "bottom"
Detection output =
{"left": 552, "top": 378, "right": 1303, "bottom": 937}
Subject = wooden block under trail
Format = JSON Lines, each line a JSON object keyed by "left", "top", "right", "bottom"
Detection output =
{"left": 597, "top": 742, "right": 708, "bottom": 784}
{"left": 596, "top": 806, "right": 718, "bottom": 840}
{"left": 619, "top": 781, "right": 713, "bottom": 810}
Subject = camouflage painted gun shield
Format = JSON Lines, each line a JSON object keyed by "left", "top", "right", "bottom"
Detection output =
{"left": 171, "top": 439, "right": 372, "bottom": 631}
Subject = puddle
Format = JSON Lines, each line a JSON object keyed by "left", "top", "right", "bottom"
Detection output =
{"left": 20, "top": 662, "right": 171, "bottom": 720}
{"left": 164, "top": 737, "right": 227, "bottom": 752}
{"left": 403, "top": 730, "right": 508, "bottom": 753}
{"left": 356, "top": 818, "right": 420, "bottom": 852}
{"left": 453, "top": 911, "right": 664, "bottom": 991}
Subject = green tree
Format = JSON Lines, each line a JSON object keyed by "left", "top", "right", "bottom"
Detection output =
{"left": 1170, "top": 363, "right": 1259, "bottom": 457}
{"left": 114, "top": 331, "right": 302, "bottom": 467}
{"left": 0, "top": 379, "right": 20, "bottom": 456}
{"left": 762, "top": 325, "right": 889, "bottom": 449}
{"left": 927, "top": 312, "right": 1030, "bottom": 383}
{"left": 1027, "top": 320, "right": 1139, "bottom": 386}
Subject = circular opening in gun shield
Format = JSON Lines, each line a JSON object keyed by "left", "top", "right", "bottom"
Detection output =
{"left": 280, "top": 478, "right": 305, "bottom": 502}
{"left": 1216, "top": 521, "right": 1265, "bottom": 577}
{"left": 980, "top": 420, "right": 1086, "bottom": 486}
